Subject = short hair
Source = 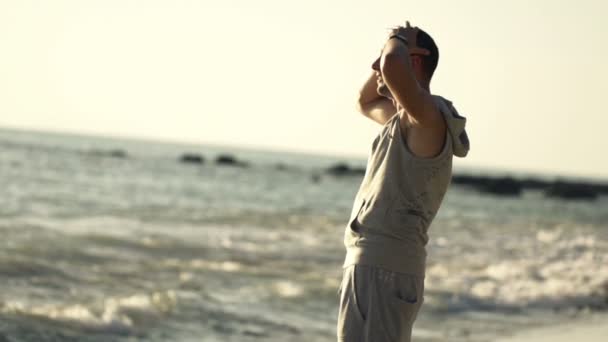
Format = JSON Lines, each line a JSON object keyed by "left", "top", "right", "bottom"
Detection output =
{"left": 416, "top": 29, "right": 439, "bottom": 79}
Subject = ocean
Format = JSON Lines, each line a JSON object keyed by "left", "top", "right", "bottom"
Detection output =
{"left": 0, "top": 128, "right": 607, "bottom": 342}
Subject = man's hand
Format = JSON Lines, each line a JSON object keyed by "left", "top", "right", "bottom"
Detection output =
{"left": 380, "top": 20, "right": 435, "bottom": 126}
{"left": 387, "top": 21, "right": 431, "bottom": 56}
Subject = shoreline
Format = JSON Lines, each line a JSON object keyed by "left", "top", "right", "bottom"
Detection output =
{"left": 494, "top": 312, "right": 608, "bottom": 342}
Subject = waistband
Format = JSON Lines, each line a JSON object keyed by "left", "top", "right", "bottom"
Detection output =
{"left": 342, "top": 234, "right": 427, "bottom": 276}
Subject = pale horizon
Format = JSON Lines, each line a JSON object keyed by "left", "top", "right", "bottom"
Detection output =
{"left": 1, "top": 0, "right": 607, "bottom": 180}
{"left": 2, "top": 123, "right": 605, "bottom": 183}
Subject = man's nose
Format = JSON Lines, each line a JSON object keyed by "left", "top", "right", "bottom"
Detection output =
{"left": 371, "top": 57, "right": 380, "bottom": 71}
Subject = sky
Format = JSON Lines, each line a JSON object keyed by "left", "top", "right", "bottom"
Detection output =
{"left": 1, "top": 0, "right": 607, "bottom": 179}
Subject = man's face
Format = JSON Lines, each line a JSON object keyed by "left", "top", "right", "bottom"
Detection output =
{"left": 371, "top": 56, "right": 393, "bottom": 99}
{"left": 371, "top": 53, "right": 424, "bottom": 99}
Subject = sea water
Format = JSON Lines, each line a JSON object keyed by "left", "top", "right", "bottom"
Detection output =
{"left": 0, "top": 128, "right": 606, "bottom": 342}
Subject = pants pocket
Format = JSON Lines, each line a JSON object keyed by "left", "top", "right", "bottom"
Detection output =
{"left": 392, "top": 275, "right": 423, "bottom": 327}
{"left": 380, "top": 270, "right": 424, "bottom": 341}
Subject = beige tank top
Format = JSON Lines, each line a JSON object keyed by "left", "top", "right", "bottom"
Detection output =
{"left": 342, "top": 94, "right": 470, "bottom": 275}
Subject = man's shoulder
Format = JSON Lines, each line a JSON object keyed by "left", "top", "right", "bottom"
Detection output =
{"left": 430, "top": 93, "right": 470, "bottom": 158}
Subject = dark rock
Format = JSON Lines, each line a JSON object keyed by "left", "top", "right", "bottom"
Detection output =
{"left": 89, "top": 149, "right": 128, "bottom": 158}
{"left": 216, "top": 154, "right": 236, "bottom": 164}
{"left": 326, "top": 163, "right": 365, "bottom": 177}
{"left": 594, "top": 183, "right": 608, "bottom": 195}
{"left": 452, "top": 173, "right": 607, "bottom": 200}
{"left": 480, "top": 177, "right": 523, "bottom": 196}
{"left": 216, "top": 154, "right": 249, "bottom": 167}
{"left": 452, "top": 174, "right": 492, "bottom": 187}
{"left": 545, "top": 181, "right": 598, "bottom": 201}
{"left": 108, "top": 149, "right": 127, "bottom": 158}
{"left": 519, "top": 177, "right": 550, "bottom": 190}
{"left": 452, "top": 175, "right": 522, "bottom": 196}
{"left": 352, "top": 167, "right": 366, "bottom": 174}
{"left": 311, "top": 173, "right": 321, "bottom": 183}
{"left": 275, "top": 163, "right": 289, "bottom": 171}
{"left": 327, "top": 163, "right": 349, "bottom": 175}
{"left": 180, "top": 153, "right": 205, "bottom": 164}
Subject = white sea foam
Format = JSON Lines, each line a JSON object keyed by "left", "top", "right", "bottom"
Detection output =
{"left": 272, "top": 280, "right": 304, "bottom": 298}
{"left": 164, "top": 258, "right": 243, "bottom": 272}
{"left": 427, "top": 230, "right": 608, "bottom": 309}
{"left": 1, "top": 290, "right": 177, "bottom": 333}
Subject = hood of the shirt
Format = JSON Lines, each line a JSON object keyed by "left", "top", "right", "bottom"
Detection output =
{"left": 432, "top": 95, "right": 470, "bottom": 158}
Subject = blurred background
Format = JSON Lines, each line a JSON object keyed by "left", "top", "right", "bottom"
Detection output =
{"left": 1, "top": 1, "right": 607, "bottom": 341}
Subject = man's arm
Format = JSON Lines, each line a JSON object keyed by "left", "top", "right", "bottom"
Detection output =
{"left": 380, "top": 22, "right": 444, "bottom": 128}
{"left": 356, "top": 71, "right": 397, "bottom": 126}
{"left": 379, "top": 23, "right": 448, "bottom": 159}
{"left": 380, "top": 39, "right": 438, "bottom": 128}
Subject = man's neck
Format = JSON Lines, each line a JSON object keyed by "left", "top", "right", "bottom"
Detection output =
{"left": 418, "top": 79, "right": 431, "bottom": 92}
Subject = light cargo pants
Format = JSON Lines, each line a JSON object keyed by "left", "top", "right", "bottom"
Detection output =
{"left": 337, "top": 264, "right": 424, "bottom": 342}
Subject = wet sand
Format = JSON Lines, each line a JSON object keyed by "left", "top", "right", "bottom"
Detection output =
{"left": 494, "top": 314, "right": 608, "bottom": 342}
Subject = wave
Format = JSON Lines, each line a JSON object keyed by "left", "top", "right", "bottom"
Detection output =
{"left": 1, "top": 290, "right": 177, "bottom": 335}
{"left": 425, "top": 230, "right": 608, "bottom": 313}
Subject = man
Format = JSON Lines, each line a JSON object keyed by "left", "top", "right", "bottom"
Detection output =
{"left": 336, "top": 21, "right": 470, "bottom": 341}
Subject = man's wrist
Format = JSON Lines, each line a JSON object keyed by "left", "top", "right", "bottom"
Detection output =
{"left": 389, "top": 34, "right": 409, "bottom": 46}
{"left": 382, "top": 36, "right": 409, "bottom": 58}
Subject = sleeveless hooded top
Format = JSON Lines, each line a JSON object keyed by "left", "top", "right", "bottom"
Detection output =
{"left": 342, "top": 94, "right": 470, "bottom": 276}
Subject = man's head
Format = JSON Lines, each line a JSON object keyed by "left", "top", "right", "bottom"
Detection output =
{"left": 372, "top": 27, "right": 439, "bottom": 97}
{"left": 415, "top": 28, "right": 439, "bottom": 80}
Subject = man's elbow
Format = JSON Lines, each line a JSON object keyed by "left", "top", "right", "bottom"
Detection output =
{"left": 355, "top": 100, "right": 369, "bottom": 117}
{"left": 356, "top": 93, "right": 370, "bottom": 116}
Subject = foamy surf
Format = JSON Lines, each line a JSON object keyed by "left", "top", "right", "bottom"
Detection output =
{"left": 1, "top": 291, "right": 177, "bottom": 335}
{"left": 1, "top": 128, "right": 607, "bottom": 341}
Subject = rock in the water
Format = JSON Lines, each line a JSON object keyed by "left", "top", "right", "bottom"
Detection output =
{"left": 452, "top": 174, "right": 523, "bottom": 196}
{"left": 352, "top": 167, "right": 366, "bottom": 175}
{"left": 545, "top": 181, "right": 598, "bottom": 200}
{"left": 479, "top": 177, "right": 523, "bottom": 196}
{"left": 519, "top": 177, "right": 549, "bottom": 190}
{"left": 275, "top": 163, "right": 289, "bottom": 171}
{"left": 180, "top": 153, "right": 205, "bottom": 164}
{"left": 327, "top": 163, "right": 349, "bottom": 175}
{"left": 452, "top": 173, "right": 607, "bottom": 200}
{"left": 216, "top": 154, "right": 249, "bottom": 167}
{"left": 90, "top": 149, "right": 128, "bottom": 158}
{"left": 326, "top": 163, "right": 365, "bottom": 177}
{"left": 108, "top": 149, "right": 127, "bottom": 158}
{"left": 451, "top": 174, "right": 487, "bottom": 187}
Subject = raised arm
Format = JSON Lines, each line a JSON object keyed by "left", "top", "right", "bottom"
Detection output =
{"left": 379, "top": 22, "right": 444, "bottom": 129}
{"left": 356, "top": 69, "right": 398, "bottom": 126}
